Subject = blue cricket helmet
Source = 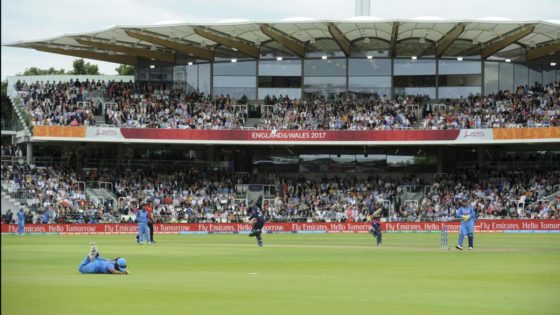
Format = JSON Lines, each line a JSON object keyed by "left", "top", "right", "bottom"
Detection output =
{"left": 116, "top": 258, "right": 127, "bottom": 272}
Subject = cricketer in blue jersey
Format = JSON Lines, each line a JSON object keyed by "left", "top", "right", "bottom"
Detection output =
{"left": 137, "top": 207, "right": 152, "bottom": 244}
{"left": 78, "top": 242, "right": 128, "bottom": 275}
{"left": 368, "top": 207, "right": 383, "bottom": 247}
{"left": 455, "top": 197, "right": 476, "bottom": 250}
{"left": 248, "top": 201, "right": 266, "bottom": 247}
{"left": 17, "top": 208, "right": 25, "bottom": 236}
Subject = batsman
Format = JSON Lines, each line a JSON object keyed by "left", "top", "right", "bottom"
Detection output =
{"left": 456, "top": 197, "right": 476, "bottom": 250}
{"left": 368, "top": 205, "right": 383, "bottom": 247}
{"left": 248, "top": 198, "right": 265, "bottom": 247}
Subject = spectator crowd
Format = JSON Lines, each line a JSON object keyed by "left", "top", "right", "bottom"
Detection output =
{"left": 2, "top": 162, "right": 559, "bottom": 224}
{"left": 12, "top": 79, "right": 559, "bottom": 130}
{"left": 4, "top": 78, "right": 559, "bottom": 224}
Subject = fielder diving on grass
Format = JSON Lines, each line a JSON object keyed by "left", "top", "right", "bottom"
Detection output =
{"left": 456, "top": 197, "right": 476, "bottom": 250}
{"left": 78, "top": 242, "right": 129, "bottom": 275}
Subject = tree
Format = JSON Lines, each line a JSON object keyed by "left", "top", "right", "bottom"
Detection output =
{"left": 70, "top": 58, "right": 100, "bottom": 75}
{"left": 18, "top": 67, "right": 66, "bottom": 76}
{"left": 115, "top": 64, "right": 135, "bottom": 75}
{"left": 1, "top": 81, "right": 13, "bottom": 129}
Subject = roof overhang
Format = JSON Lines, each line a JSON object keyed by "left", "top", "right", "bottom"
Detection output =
{"left": 4, "top": 19, "right": 560, "bottom": 65}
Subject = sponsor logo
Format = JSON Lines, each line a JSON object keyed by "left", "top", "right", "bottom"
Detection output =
{"left": 94, "top": 128, "right": 119, "bottom": 137}
{"left": 251, "top": 130, "right": 327, "bottom": 140}
{"left": 462, "top": 130, "right": 487, "bottom": 139}
{"left": 2, "top": 220, "right": 559, "bottom": 234}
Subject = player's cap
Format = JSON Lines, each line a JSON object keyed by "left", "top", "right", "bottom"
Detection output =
{"left": 116, "top": 258, "right": 127, "bottom": 272}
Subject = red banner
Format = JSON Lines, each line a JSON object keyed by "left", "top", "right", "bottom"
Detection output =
{"left": 2, "top": 220, "right": 559, "bottom": 234}
{"left": 119, "top": 129, "right": 460, "bottom": 142}
{"left": 32, "top": 126, "right": 560, "bottom": 143}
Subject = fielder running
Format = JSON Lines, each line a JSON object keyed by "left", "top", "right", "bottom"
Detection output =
{"left": 456, "top": 197, "right": 476, "bottom": 250}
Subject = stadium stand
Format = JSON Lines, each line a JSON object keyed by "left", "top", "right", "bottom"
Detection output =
{"left": 2, "top": 160, "right": 559, "bottom": 224}
{"left": 14, "top": 79, "right": 559, "bottom": 130}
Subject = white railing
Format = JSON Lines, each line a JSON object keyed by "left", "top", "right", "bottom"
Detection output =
{"left": 235, "top": 184, "right": 248, "bottom": 197}
{"left": 424, "top": 185, "right": 433, "bottom": 195}
{"left": 400, "top": 185, "right": 411, "bottom": 193}
{"left": 432, "top": 103, "right": 448, "bottom": 112}
{"left": 263, "top": 184, "right": 278, "bottom": 198}
{"left": 261, "top": 105, "right": 274, "bottom": 117}
{"left": 404, "top": 199, "right": 419, "bottom": 209}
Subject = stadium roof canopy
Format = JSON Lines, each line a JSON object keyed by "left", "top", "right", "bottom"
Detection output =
{"left": 5, "top": 19, "right": 560, "bottom": 65}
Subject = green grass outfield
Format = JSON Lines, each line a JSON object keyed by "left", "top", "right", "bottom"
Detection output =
{"left": 2, "top": 233, "right": 560, "bottom": 315}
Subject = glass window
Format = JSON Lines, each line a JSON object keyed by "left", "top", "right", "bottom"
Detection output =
{"left": 186, "top": 64, "right": 199, "bottom": 93}
{"left": 259, "top": 60, "right": 302, "bottom": 76}
{"left": 213, "top": 61, "right": 257, "bottom": 76}
{"left": 299, "top": 154, "right": 330, "bottom": 172}
{"left": 136, "top": 69, "right": 148, "bottom": 81}
{"left": 348, "top": 76, "right": 391, "bottom": 88}
{"left": 438, "top": 74, "right": 481, "bottom": 86}
{"left": 253, "top": 154, "right": 299, "bottom": 173}
{"left": 386, "top": 155, "right": 437, "bottom": 172}
{"left": 348, "top": 59, "right": 391, "bottom": 76}
{"left": 198, "top": 63, "right": 211, "bottom": 95}
{"left": 394, "top": 76, "right": 436, "bottom": 87}
{"left": 213, "top": 87, "right": 256, "bottom": 100}
{"left": 356, "top": 155, "right": 387, "bottom": 171}
{"left": 528, "top": 64, "right": 542, "bottom": 87}
{"left": 329, "top": 154, "right": 356, "bottom": 172}
{"left": 484, "top": 62, "right": 499, "bottom": 95}
{"left": 173, "top": 66, "right": 186, "bottom": 92}
{"left": 258, "top": 88, "right": 301, "bottom": 100}
{"left": 438, "top": 87, "right": 482, "bottom": 99}
{"left": 438, "top": 60, "right": 481, "bottom": 74}
{"left": 393, "top": 59, "right": 436, "bottom": 75}
{"left": 173, "top": 66, "right": 186, "bottom": 82}
{"left": 514, "top": 64, "right": 528, "bottom": 88}
{"left": 499, "top": 62, "right": 514, "bottom": 91}
{"left": 303, "top": 76, "right": 346, "bottom": 88}
{"left": 393, "top": 87, "right": 436, "bottom": 99}
{"left": 258, "top": 76, "right": 301, "bottom": 88}
{"left": 348, "top": 87, "right": 392, "bottom": 98}
{"left": 304, "top": 59, "right": 346, "bottom": 76}
{"left": 543, "top": 69, "right": 556, "bottom": 85}
{"left": 213, "top": 76, "right": 256, "bottom": 88}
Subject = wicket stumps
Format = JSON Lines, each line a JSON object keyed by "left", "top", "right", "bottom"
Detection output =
{"left": 440, "top": 226, "right": 449, "bottom": 250}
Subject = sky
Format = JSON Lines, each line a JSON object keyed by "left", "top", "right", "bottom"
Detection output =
{"left": 1, "top": 0, "right": 559, "bottom": 80}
